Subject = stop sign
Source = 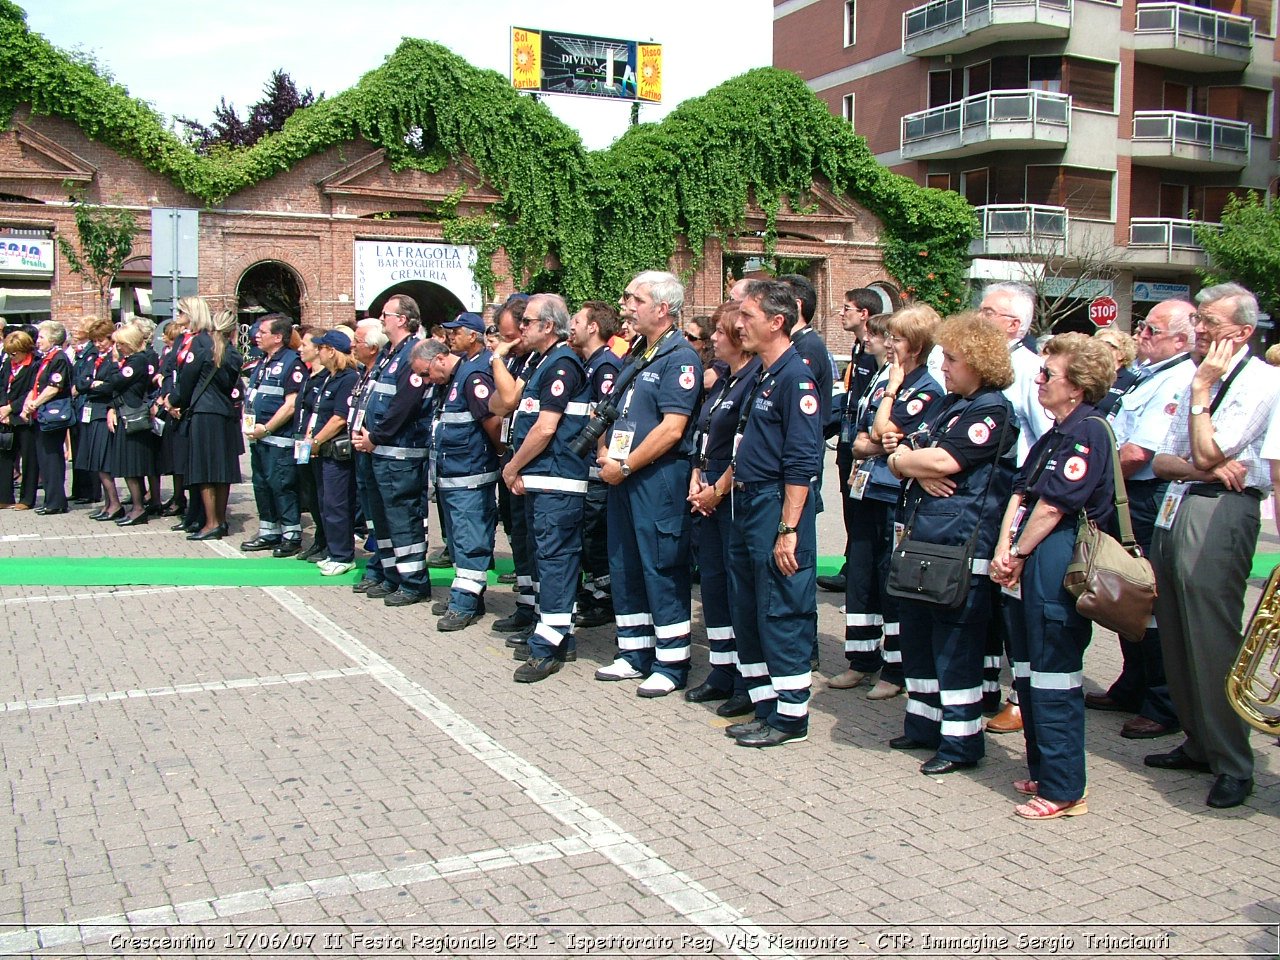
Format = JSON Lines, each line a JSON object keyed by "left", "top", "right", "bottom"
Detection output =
{"left": 1089, "top": 296, "right": 1119, "bottom": 328}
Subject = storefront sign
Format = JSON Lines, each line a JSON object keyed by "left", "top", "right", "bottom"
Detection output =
{"left": 353, "top": 241, "right": 482, "bottom": 311}
{"left": 1133, "top": 281, "right": 1191, "bottom": 303}
{"left": 0, "top": 238, "right": 53, "bottom": 276}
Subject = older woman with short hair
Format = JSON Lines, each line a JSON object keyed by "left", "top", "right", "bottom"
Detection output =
{"left": 886, "top": 312, "right": 1017, "bottom": 775}
{"left": 990, "top": 332, "right": 1117, "bottom": 820}
{"left": 105, "top": 323, "right": 160, "bottom": 525}
{"left": 1094, "top": 327, "right": 1140, "bottom": 417}
{"left": 0, "top": 330, "right": 38, "bottom": 509}
{"left": 22, "top": 320, "right": 72, "bottom": 514}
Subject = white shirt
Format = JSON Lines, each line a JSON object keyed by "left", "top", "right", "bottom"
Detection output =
{"left": 1004, "top": 342, "right": 1052, "bottom": 466}
{"left": 1161, "top": 349, "right": 1280, "bottom": 492}
{"left": 1111, "top": 353, "right": 1195, "bottom": 482}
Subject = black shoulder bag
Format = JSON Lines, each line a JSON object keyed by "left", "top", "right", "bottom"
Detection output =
{"left": 886, "top": 400, "right": 1012, "bottom": 609}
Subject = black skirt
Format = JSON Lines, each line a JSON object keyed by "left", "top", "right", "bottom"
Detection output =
{"left": 108, "top": 421, "right": 159, "bottom": 479}
{"left": 185, "top": 412, "right": 242, "bottom": 485}
{"left": 73, "top": 418, "right": 113, "bottom": 473}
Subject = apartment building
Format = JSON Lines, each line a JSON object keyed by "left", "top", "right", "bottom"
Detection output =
{"left": 774, "top": 0, "right": 1280, "bottom": 326}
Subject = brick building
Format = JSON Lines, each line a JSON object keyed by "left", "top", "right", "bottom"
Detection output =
{"left": 0, "top": 104, "right": 899, "bottom": 357}
{"left": 775, "top": 0, "right": 1280, "bottom": 326}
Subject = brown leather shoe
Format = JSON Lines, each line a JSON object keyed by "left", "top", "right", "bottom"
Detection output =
{"left": 866, "top": 679, "right": 903, "bottom": 700}
{"left": 1120, "top": 716, "right": 1178, "bottom": 739}
{"left": 827, "top": 668, "right": 871, "bottom": 690}
{"left": 986, "top": 702, "right": 1022, "bottom": 733}
{"left": 1084, "top": 692, "right": 1135, "bottom": 712}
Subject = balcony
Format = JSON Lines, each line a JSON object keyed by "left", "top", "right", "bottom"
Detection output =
{"left": 902, "top": 0, "right": 1072, "bottom": 57}
{"left": 1127, "top": 217, "right": 1219, "bottom": 268}
{"left": 900, "top": 90, "right": 1070, "bottom": 160}
{"left": 1131, "top": 111, "right": 1250, "bottom": 171}
{"left": 970, "top": 204, "right": 1068, "bottom": 256}
{"left": 1133, "top": 3, "right": 1253, "bottom": 71}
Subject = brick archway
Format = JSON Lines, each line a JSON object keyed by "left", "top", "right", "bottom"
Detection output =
{"left": 235, "top": 260, "right": 306, "bottom": 326}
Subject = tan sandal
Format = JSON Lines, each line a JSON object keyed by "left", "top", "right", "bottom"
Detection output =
{"left": 1013, "top": 778, "right": 1038, "bottom": 796}
{"left": 1014, "top": 796, "right": 1088, "bottom": 820}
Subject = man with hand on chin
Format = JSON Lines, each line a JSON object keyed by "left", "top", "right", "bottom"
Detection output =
{"left": 723, "top": 280, "right": 823, "bottom": 748}
{"left": 1150, "top": 283, "right": 1280, "bottom": 809}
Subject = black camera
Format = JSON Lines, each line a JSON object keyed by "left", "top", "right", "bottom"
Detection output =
{"left": 569, "top": 399, "right": 619, "bottom": 459}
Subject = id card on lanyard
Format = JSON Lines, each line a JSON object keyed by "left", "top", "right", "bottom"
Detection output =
{"left": 608, "top": 386, "right": 637, "bottom": 461}
{"left": 1155, "top": 481, "right": 1186, "bottom": 530}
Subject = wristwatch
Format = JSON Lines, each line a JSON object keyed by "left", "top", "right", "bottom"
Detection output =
{"left": 777, "top": 522, "right": 797, "bottom": 536}
{"left": 1190, "top": 404, "right": 1209, "bottom": 416}
{"left": 620, "top": 462, "right": 632, "bottom": 478}
{"left": 1009, "top": 542, "right": 1026, "bottom": 560}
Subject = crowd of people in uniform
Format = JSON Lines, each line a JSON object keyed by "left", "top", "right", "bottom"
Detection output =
{"left": 4, "top": 272, "right": 1274, "bottom": 819}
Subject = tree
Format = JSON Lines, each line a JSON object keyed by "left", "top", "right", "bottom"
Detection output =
{"left": 178, "top": 69, "right": 318, "bottom": 153}
{"left": 55, "top": 192, "right": 136, "bottom": 319}
{"left": 1197, "top": 192, "right": 1280, "bottom": 322}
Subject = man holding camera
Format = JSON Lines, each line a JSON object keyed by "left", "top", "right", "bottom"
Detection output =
{"left": 595, "top": 271, "right": 702, "bottom": 697}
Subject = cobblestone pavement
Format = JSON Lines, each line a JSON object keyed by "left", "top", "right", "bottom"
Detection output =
{"left": 0, "top": 457, "right": 1275, "bottom": 959}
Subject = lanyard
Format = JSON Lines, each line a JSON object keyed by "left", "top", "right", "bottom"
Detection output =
{"left": 729, "top": 365, "right": 778, "bottom": 471}
{"left": 617, "top": 326, "right": 680, "bottom": 418}
{"left": 698, "top": 364, "right": 749, "bottom": 463}
{"left": 853, "top": 365, "right": 888, "bottom": 427}
{"left": 1209, "top": 349, "right": 1250, "bottom": 416}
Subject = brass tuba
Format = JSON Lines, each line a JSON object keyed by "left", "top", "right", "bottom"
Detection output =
{"left": 1228, "top": 565, "right": 1280, "bottom": 733}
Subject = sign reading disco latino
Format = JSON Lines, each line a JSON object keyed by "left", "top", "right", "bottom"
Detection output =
{"left": 511, "top": 26, "right": 662, "bottom": 103}
{"left": 353, "top": 241, "right": 483, "bottom": 312}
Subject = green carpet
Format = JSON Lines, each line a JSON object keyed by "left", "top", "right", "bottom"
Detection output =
{"left": 0, "top": 552, "right": 1269, "bottom": 588}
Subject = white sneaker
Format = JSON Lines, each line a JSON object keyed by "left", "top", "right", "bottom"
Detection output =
{"left": 637, "top": 673, "right": 678, "bottom": 698}
{"left": 319, "top": 560, "right": 356, "bottom": 577}
{"left": 594, "top": 658, "right": 644, "bottom": 681}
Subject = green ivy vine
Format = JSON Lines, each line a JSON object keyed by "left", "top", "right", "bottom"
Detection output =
{"left": 0, "top": 3, "right": 975, "bottom": 309}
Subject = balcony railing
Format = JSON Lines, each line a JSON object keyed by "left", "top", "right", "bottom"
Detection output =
{"left": 1132, "top": 111, "right": 1251, "bottom": 165}
{"left": 1134, "top": 3, "right": 1253, "bottom": 67}
{"left": 980, "top": 204, "right": 1068, "bottom": 240}
{"left": 901, "top": 90, "right": 1070, "bottom": 154}
{"left": 903, "top": 0, "right": 1071, "bottom": 48}
{"left": 1128, "top": 217, "right": 1219, "bottom": 256}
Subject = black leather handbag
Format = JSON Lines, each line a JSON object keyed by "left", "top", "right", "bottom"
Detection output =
{"left": 119, "top": 403, "right": 152, "bottom": 435}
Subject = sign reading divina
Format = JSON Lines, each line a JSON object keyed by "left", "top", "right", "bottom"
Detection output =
{"left": 511, "top": 27, "right": 661, "bottom": 103}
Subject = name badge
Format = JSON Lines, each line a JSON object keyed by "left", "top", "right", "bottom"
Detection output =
{"left": 242, "top": 413, "right": 257, "bottom": 435}
{"left": 1001, "top": 582, "right": 1023, "bottom": 600}
{"left": 1155, "top": 481, "right": 1186, "bottom": 530}
{"left": 893, "top": 522, "right": 905, "bottom": 549}
{"left": 608, "top": 419, "right": 636, "bottom": 461}
{"left": 849, "top": 467, "right": 871, "bottom": 501}
{"left": 293, "top": 439, "right": 312, "bottom": 464}
{"left": 81, "top": 404, "right": 91, "bottom": 424}
{"left": 840, "top": 420, "right": 856, "bottom": 446}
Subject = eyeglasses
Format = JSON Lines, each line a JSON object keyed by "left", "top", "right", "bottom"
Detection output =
{"left": 519, "top": 317, "right": 545, "bottom": 328}
{"left": 1191, "top": 311, "right": 1237, "bottom": 333}
{"left": 686, "top": 333, "right": 708, "bottom": 343}
{"left": 621, "top": 292, "right": 649, "bottom": 306}
{"left": 1136, "top": 322, "right": 1167, "bottom": 338}
{"left": 379, "top": 311, "right": 403, "bottom": 321}
{"left": 980, "top": 306, "right": 1022, "bottom": 325}
{"left": 1035, "top": 365, "right": 1063, "bottom": 383}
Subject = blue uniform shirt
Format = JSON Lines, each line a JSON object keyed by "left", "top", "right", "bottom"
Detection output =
{"left": 734, "top": 346, "right": 822, "bottom": 487}
{"left": 363, "top": 338, "right": 431, "bottom": 448}
{"left": 696, "top": 356, "right": 762, "bottom": 475}
{"left": 604, "top": 330, "right": 702, "bottom": 459}
{"left": 584, "top": 344, "right": 621, "bottom": 403}
{"left": 1014, "top": 403, "right": 1115, "bottom": 527}
{"left": 435, "top": 349, "right": 498, "bottom": 478}
{"left": 248, "top": 347, "right": 303, "bottom": 424}
{"left": 515, "top": 342, "right": 591, "bottom": 487}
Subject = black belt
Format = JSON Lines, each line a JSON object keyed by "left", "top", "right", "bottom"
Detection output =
{"left": 733, "top": 479, "right": 783, "bottom": 493}
{"left": 1185, "top": 483, "right": 1265, "bottom": 501}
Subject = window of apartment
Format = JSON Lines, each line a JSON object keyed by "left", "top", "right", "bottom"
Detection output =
{"left": 928, "top": 70, "right": 954, "bottom": 108}
{"left": 961, "top": 169, "right": 990, "bottom": 207}
{"left": 844, "top": 0, "right": 857, "bottom": 46}
{"left": 1159, "top": 183, "right": 1191, "bottom": 219}
{"left": 1025, "top": 166, "right": 1115, "bottom": 220}
{"left": 1206, "top": 85, "right": 1272, "bottom": 135}
{"left": 965, "top": 61, "right": 991, "bottom": 97}
{"left": 842, "top": 93, "right": 856, "bottom": 129}
{"left": 1028, "top": 57, "right": 1062, "bottom": 93}
{"left": 926, "top": 173, "right": 953, "bottom": 192}
{"left": 1063, "top": 58, "right": 1117, "bottom": 112}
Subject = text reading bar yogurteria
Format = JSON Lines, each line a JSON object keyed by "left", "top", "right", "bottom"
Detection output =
{"left": 511, "top": 27, "right": 661, "bottom": 103}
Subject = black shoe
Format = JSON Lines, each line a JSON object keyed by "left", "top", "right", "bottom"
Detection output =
{"left": 426, "top": 545, "right": 452, "bottom": 568}
{"left": 725, "top": 717, "right": 766, "bottom": 738}
{"left": 575, "top": 605, "right": 614, "bottom": 629}
{"left": 510, "top": 642, "right": 530, "bottom": 660}
{"left": 716, "top": 693, "right": 754, "bottom": 718}
{"left": 920, "top": 756, "right": 977, "bottom": 775}
{"left": 297, "top": 541, "right": 327, "bottom": 562}
{"left": 187, "top": 525, "right": 227, "bottom": 541}
{"left": 272, "top": 539, "right": 302, "bottom": 558}
{"left": 352, "top": 578, "right": 381, "bottom": 594}
{"left": 514, "top": 656, "right": 562, "bottom": 683}
{"left": 684, "top": 681, "right": 731, "bottom": 704}
{"left": 72, "top": 496, "right": 94, "bottom": 505}
{"left": 1144, "top": 747, "right": 1212, "bottom": 772}
{"left": 438, "top": 608, "right": 483, "bottom": 631}
{"left": 889, "top": 735, "right": 928, "bottom": 751}
{"left": 504, "top": 627, "right": 535, "bottom": 646}
{"left": 365, "top": 582, "right": 395, "bottom": 599}
{"left": 35, "top": 506, "right": 67, "bottom": 515}
{"left": 145, "top": 503, "right": 165, "bottom": 516}
{"left": 170, "top": 519, "right": 192, "bottom": 531}
{"left": 493, "top": 611, "right": 535, "bottom": 634}
{"left": 116, "top": 513, "right": 149, "bottom": 527}
{"left": 95, "top": 508, "right": 126, "bottom": 522}
{"left": 162, "top": 501, "right": 187, "bottom": 517}
{"left": 736, "top": 724, "right": 808, "bottom": 748}
{"left": 384, "top": 589, "right": 423, "bottom": 607}
{"left": 240, "top": 535, "right": 282, "bottom": 552}
{"left": 1206, "top": 774, "right": 1253, "bottom": 809}
{"left": 431, "top": 598, "right": 449, "bottom": 616}
{"left": 817, "top": 574, "right": 847, "bottom": 593}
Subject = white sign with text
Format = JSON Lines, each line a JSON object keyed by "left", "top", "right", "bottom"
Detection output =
{"left": 353, "top": 240, "right": 482, "bottom": 311}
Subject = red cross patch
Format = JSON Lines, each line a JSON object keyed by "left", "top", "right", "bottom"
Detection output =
{"left": 800, "top": 394, "right": 818, "bottom": 416}
{"left": 678, "top": 371, "right": 696, "bottom": 390}
{"left": 906, "top": 398, "right": 923, "bottom": 416}
{"left": 968, "top": 422, "right": 989, "bottom": 445}
{"left": 1063, "top": 456, "right": 1088, "bottom": 482}
{"left": 474, "top": 383, "right": 489, "bottom": 400}
{"left": 410, "top": 373, "right": 424, "bottom": 388}
{"left": 1165, "top": 402, "right": 1177, "bottom": 416}
{"left": 550, "top": 380, "right": 565, "bottom": 397}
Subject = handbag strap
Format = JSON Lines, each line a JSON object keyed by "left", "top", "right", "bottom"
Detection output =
{"left": 899, "top": 394, "right": 1013, "bottom": 552}
{"left": 1083, "top": 415, "right": 1137, "bottom": 549}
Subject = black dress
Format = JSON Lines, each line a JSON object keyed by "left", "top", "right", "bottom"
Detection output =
{"left": 0, "top": 355, "right": 37, "bottom": 505}
{"left": 74, "top": 347, "right": 117, "bottom": 474}
{"left": 107, "top": 350, "right": 160, "bottom": 479}
{"left": 172, "top": 332, "right": 243, "bottom": 485}
{"left": 155, "top": 339, "right": 183, "bottom": 475}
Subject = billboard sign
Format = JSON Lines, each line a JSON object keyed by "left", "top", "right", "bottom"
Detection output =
{"left": 511, "top": 27, "right": 661, "bottom": 103}
{"left": 353, "top": 240, "right": 482, "bottom": 312}
{"left": 0, "top": 237, "right": 53, "bottom": 275}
